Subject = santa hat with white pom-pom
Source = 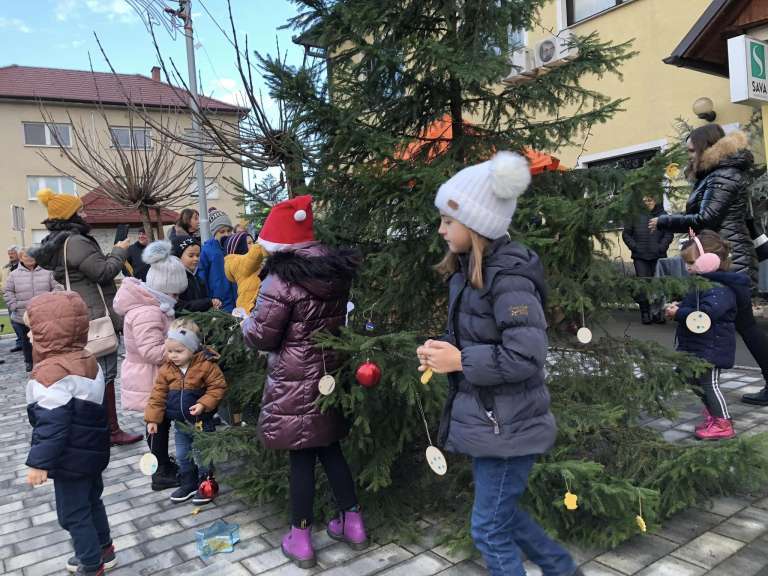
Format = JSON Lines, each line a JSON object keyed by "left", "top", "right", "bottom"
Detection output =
{"left": 258, "top": 194, "right": 315, "bottom": 252}
{"left": 434, "top": 151, "right": 532, "bottom": 239}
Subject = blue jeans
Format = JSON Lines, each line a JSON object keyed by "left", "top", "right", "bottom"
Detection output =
{"left": 11, "top": 320, "right": 24, "bottom": 348}
{"left": 472, "top": 455, "right": 576, "bottom": 576}
{"left": 174, "top": 422, "right": 209, "bottom": 478}
{"left": 54, "top": 474, "right": 111, "bottom": 569}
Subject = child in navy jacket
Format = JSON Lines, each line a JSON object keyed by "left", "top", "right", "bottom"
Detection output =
{"left": 667, "top": 230, "right": 749, "bottom": 441}
{"left": 25, "top": 291, "right": 115, "bottom": 575}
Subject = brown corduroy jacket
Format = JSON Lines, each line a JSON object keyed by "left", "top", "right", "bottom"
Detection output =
{"left": 144, "top": 350, "right": 227, "bottom": 424}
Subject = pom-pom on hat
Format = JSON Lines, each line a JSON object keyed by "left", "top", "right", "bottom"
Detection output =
{"left": 434, "top": 151, "right": 532, "bottom": 239}
{"left": 258, "top": 195, "right": 315, "bottom": 252}
{"left": 143, "top": 240, "right": 188, "bottom": 295}
{"left": 37, "top": 188, "right": 83, "bottom": 221}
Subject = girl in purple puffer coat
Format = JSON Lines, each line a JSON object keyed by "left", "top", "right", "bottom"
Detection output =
{"left": 241, "top": 195, "right": 365, "bottom": 570}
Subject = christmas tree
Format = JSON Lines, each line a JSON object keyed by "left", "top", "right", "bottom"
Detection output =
{"left": 194, "top": 0, "right": 768, "bottom": 549}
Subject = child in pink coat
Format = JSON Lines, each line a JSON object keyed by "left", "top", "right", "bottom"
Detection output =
{"left": 113, "top": 240, "right": 188, "bottom": 491}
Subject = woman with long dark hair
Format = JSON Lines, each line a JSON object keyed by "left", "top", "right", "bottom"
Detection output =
{"left": 650, "top": 124, "right": 768, "bottom": 405}
{"left": 168, "top": 208, "right": 200, "bottom": 241}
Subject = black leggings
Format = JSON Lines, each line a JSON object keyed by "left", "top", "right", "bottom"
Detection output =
{"left": 146, "top": 416, "right": 172, "bottom": 466}
{"left": 289, "top": 442, "right": 357, "bottom": 528}
{"left": 12, "top": 322, "right": 32, "bottom": 366}
{"left": 736, "top": 304, "right": 768, "bottom": 384}
{"left": 633, "top": 259, "right": 658, "bottom": 314}
{"left": 692, "top": 367, "right": 729, "bottom": 419}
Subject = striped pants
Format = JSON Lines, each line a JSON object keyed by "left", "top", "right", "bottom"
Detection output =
{"left": 692, "top": 367, "right": 730, "bottom": 419}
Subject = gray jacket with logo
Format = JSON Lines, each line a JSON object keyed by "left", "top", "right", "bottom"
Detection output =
{"left": 437, "top": 237, "right": 557, "bottom": 459}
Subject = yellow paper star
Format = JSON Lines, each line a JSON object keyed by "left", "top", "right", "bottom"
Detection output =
{"left": 564, "top": 491, "right": 578, "bottom": 511}
{"left": 665, "top": 163, "right": 680, "bottom": 179}
{"left": 635, "top": 515, "right": 647, "bottom": 532}
{"left": 421, "top": 368, "right": 434, "bottom": 385}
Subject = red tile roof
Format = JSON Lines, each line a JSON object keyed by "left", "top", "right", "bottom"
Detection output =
{"left": 82, "top": 188, "right": 179, "bottom": 226}
{"left": 0, "top": 65, "right": 245, "bottom": 114}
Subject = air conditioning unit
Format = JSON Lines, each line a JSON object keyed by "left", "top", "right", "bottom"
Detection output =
{"left": 502, "top": 48, "right": 535, "bottom": 84}
{"left": 534, "top": 31, "right": 579, "bottom": 69}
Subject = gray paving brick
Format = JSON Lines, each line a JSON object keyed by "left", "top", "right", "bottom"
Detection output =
{"left": 672, "top": 531, "right": 745, "bottom": 569}
{"left": 578, "top": 562, "right": 625, "bottom": 576}
{"left": 714, "top": 507, "right": 768, "bottom": 543}
{"left": 377, "top": 551, "right": 451, "bottom": 575}
{"left": 435, "top": 560, "right": 487, "bottom": 575}
{"left": 241, "top": 547, "right": 292, "bottom": 574}
{"left": 109, "top": 549, "right": 181, "bottom": 576}
{"left": 317, "top": 543, "right": 412, "bottom": 576}
{"left": 153, "top": 558, "right": 206, "bottom": 575}
{"left": 177, "top": 502, "right": 248, "bottom": 528}
{"left": 6, "top": 540, "right": 72, "bottom": 571}
{"left": 654, "top": 508, "right": 724, "bottom": 544}
{"left": 22, "top": 551, "right": 72, "bottom": 576}
{"left": 635, "top": 556, "right": 707, "bottom": 576}
{"left": 701, "top": 496, "right": 752, "bottom": 517}
{"left": 596, "top": 535, "right": 677, "bottom": 574}
{"left": 13, "top": 527, "right": 70, "bottom": 555}
{"left": 709, "top": 543, "right": 768, "bottom": 576}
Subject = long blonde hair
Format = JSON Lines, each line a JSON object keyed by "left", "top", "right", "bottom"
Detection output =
{"left": 435, "top": 230, "right": 490, "bottom": 289}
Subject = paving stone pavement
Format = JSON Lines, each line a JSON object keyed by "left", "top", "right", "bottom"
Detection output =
{"left": 4, "top": 338, "right": 768, "bottom": 575}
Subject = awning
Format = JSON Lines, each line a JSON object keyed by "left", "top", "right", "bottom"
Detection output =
{"left": 82, "top": 188, "right": 179, "bottom": 227}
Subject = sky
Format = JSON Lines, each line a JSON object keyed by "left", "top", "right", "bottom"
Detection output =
{"left": 0, "top": 0, "right": 305, "bottom": 109}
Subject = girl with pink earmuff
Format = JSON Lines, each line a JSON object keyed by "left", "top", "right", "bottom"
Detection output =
{"left": 665, "top": 229, "right": 751, "bottom": 440}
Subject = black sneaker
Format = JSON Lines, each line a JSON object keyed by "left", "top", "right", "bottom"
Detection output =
{"left": 25, "top": 361, "right": 33, "bottom": 372}
{"left": 151, "top": 460, "right": 180, "bottom": 491}
{"left": 66, "top": 544, "right": 117, "bottom": 573}
{"left": 192, "top": 489, "right": 213, "bottom": 506}
{"left": 10, "top": 346, "right": 22, "bottom": 353}
{"left": 170, "top": 484, "right": 198, "bottom": 503}
{"left": 742, "top": 388, "right": 768, "bottom": 406}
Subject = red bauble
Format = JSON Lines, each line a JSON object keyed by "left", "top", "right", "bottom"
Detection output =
{"left": 198, "top": 475, "right": 219, "bottom": 499}
{"left": 355, "top": 360, "right": 382, "bottom": 388}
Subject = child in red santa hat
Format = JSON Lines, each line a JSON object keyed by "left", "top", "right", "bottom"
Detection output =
{"left": 241, "top": 195, "right": 365, "bottom": 569}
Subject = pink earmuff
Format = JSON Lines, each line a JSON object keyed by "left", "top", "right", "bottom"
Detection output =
{"left": 691, "top": 234, "right": 721, "bottom": 274}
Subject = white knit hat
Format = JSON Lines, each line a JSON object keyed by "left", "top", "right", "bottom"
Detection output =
{"left": 434, "top": 151, "right": 531, "bottom": 239}
{"left": 143, "top": 240, "right": 189, "bottom": 295}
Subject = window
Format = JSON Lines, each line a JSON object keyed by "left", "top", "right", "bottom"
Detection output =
{"left": 110, "top": 127, "right": 151, "bottom": 149}
{"left": 27, "top": 176, "right": 76, "bottom": 200}
{"left": 23, "top": 122, "right": 71, "bottom": 147}
{"left": 508, "top": 27, "right": 526, "bottom": 53}
{"left": 566, "top": 0, "right": 626, "bottom": 25}
{"left": 187, "top": 178, "right": 219, "bottom": 200}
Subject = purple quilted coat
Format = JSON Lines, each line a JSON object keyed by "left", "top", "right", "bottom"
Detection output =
{"left": 242, "top": 243, "right": 360, "bottom": 450}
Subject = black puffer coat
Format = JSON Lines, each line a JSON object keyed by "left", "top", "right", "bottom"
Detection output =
{"left": 622, "top": 204, "right": 673, "bottom": 261}
{"left": 657, "top": 131, "right": 755, "bottom": 275}
{"left": 437, "top": 236, "right": 557, "bottom": 459}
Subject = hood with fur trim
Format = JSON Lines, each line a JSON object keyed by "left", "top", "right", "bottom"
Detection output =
{"left": 260, "top": 243, "right": 361, "bottom": 300}
{"left": 698, "top": 130, "right": 754, "bottom": 175}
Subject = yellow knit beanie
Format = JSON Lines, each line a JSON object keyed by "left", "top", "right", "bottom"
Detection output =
{"left": 37, "top": 188, "right": 83, "bottom": 221}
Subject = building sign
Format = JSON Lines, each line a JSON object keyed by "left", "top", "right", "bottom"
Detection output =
{"left": 728, "top": 35, "right": 768, "bottom": 105}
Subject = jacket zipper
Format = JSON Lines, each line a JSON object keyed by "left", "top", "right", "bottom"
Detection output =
{"left": 177, "top": 364, "right": 188, "bottom": 423}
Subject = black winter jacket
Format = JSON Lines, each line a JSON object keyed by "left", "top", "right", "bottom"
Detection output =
{"left": 175, "top": 270, "right": 213, "bottom": 313}
{"left": 437, "top": 236, "right": 557, "bottom": 459}
{"left": 657, "top": 131, "right": 755, "bottom": 276}
{"left": 622, "top": 205, "right": 673, "bottom": 261}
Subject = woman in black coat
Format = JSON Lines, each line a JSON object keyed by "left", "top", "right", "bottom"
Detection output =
{"left": 622, "top": 194, "right": 673, "bottom": 323}
{"left": 650, "top": 124, "right": 768, "bottom": 405}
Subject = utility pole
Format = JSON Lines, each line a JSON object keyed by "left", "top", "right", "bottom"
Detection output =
{"left": 178, "top": 0, "right": 210, "bottom": 241}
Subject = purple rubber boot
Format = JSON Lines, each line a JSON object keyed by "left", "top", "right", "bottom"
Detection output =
{"left": 281, "top": 526, "right": 316, "bottom": 569}
{"left": 327, "top": 510, "right": 369, "bottom": 550}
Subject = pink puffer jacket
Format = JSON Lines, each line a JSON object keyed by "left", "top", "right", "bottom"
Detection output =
{"left": 113, "top": 277, "right": 175, "bottom": 412}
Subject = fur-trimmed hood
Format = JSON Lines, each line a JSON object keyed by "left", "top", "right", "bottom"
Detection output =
{"left": 698, "top": 130, "right": 754, "bottom": 174}
{"left": 261, "top": 243, "right": 361, "bottom": 300}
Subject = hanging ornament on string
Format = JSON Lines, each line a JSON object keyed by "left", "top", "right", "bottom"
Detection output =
{"left": 198, "top": 472, "right": 219, "bottom": 500}
{"left": 686, "top": 284, "right": 711, "bottom": 335}
{"left": 665, "top": 162, "right": 681, "bottom": 180}
{"left": 576, "top": 301, "right": 592, "bottom": 344}
{"left": 421, "top": 368, "right": 434, "bottom": 385}
{"left": 635, "top": 492, "right": 647, "bottom": 533}
{"left": 563, "top": 477, "right": 579, "bottom": 511}
{"left": 356, "top": 359, "right": 382, "bottom": 388}
{"left": 318, "top": 347, "right": 336, "bottom": 396}
{"left": 139, "top": 435, "right": 159, "bottom": 476}
{"left": 414, "top": 389, "right": 447, "bottom": 476}
{"left": 345, "top": 301, "right": 355, "bottom": 327}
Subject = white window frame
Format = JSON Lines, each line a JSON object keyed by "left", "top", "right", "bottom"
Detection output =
{"left": 23, "top": 122, "right": 72, "bottom": 147}
{"left": 110, "top": 126, "right": 152, "bottom": 150}
{"left": 27, "top": 176, "right": 77, "bottom": 200}
{"left": 557, "top": 0, "right": 637, "bottom": 30}
{"left": 188, "top": 177, "right": 220, "bottom": 200}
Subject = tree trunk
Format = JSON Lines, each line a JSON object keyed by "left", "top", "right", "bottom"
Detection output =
{"left": 139, "top": 205, "right": 155, "bottom": 242}
{"left": 155, "top": 208, "right": 165, "bottom": 240}
{"left": 284, "top": 138, "right": 306, "bottom": 199}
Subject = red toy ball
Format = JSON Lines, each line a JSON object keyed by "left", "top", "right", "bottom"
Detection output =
{"left": 198, "top": 475, "right": 219, "bottom": 499}
{"left": 355, "top": 360, "right": 382, "bottom": 388}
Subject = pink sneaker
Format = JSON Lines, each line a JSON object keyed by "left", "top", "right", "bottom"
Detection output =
{"left": 695, "top": 407, "right": 714, "bottom": 433}
{"left": 695, "top": 417, "right": 735, "bottom": 441}
{"left": 327, "top": 510, "right": 369, "bottom": 550}
{"left": 281, "top": 526, "right": 316, "bottom": 569}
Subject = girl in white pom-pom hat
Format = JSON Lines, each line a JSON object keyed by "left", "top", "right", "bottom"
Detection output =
{"left": 416, "top": 152, "right": 581, "bottom": 576}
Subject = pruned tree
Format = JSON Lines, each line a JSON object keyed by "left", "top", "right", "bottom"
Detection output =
{"left": 36, "top": 70, "right": 213, "bottom": 240}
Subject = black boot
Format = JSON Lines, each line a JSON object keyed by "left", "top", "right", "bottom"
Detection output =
{"left": 151, "top": 459, "right": 180, "bottom": 491}
{"left": 641, "top": 311, "right": 652, "bottom": 325}
{"left": 652, "top": 312, "right": 666, "bottom": 324}
{"left": 742, "top": 387, "right": 768, "bottom": 406}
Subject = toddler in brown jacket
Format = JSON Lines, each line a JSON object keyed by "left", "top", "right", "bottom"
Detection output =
{"left": 145, "top": 318, "right": 227, "bottom": 505}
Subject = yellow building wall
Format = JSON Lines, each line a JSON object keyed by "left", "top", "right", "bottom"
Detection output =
{"left": 0, "top": 100, "right": 244, "bottom": 251}
{"left": 523, "top": 0, "right": 760, "bottom": 263}
{"left": 530, "top": 0, "right": 756, "bottom": 168}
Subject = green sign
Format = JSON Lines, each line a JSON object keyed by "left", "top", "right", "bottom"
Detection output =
{"left": 751, "top": 41, "right": 766, "bottom": 80}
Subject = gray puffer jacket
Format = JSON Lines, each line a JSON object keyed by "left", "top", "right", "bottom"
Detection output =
{"left": 31, "top": 221, "right": 127, "bottom": 332}
{"left": 437, "top": 236, "right": 557, "bottom": 459}
{"left": 3, "top": 264, "right": 63, "bottom": 323}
